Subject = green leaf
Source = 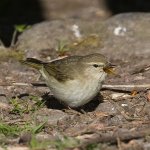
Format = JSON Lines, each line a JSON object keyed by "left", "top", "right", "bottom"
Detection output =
{"left": 14, "top": 24, "right": 30, "bottom": 32}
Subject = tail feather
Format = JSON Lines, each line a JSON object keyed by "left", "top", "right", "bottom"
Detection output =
{"left": 20, "top": 58, "right": 44, "bottom": 70}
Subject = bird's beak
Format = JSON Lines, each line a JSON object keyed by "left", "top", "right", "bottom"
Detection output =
{"left": 103, "top": 64, "right": 116, "bottom": 75}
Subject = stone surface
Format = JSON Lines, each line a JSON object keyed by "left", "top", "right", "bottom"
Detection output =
{"left": 16, "top": 20, "right": 80, "bottom": 59}
{"left": 16, "top": 19, "right": 104, "bottom": 59}
{"left": 96, "top": 102, "right": 117, "bottom": 114}
{"left": 100, "top": 13, "right": 150, "bottom": 59}
{"left": 17, "top": 13, "right": 150, "bottom": 59}
{"left": 35, "top": 108, "right": 69, "bottom": 125}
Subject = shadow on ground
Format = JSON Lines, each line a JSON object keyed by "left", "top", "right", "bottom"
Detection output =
{"left": 41, "top": 93, "right": 103, "bottom": 112}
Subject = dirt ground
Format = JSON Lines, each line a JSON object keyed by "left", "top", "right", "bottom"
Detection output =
{"left": 0, "top": 41, "right": 150, "bottom": 150}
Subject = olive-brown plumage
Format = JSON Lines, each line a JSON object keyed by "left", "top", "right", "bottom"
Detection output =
{"left": 21, "top": 53, "right": 112, "bottom": 107}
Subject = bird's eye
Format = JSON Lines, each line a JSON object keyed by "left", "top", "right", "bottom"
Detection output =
{"left": 93, "top": 64, "right": 99, "bottom": 68}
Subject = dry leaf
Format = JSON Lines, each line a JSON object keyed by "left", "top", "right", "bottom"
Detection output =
{"left": 131, "top": 90, "right": 138, "bottom": 96}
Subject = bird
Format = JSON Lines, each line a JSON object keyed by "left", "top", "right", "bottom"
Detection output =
{"left": 21, "top": 53, "right": 114, "bottom": 108}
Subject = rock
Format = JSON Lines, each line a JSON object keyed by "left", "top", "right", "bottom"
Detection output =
{"left": 100, "top": 13, "right": 150, "bottom": 60}
{"left": 96, "top": 102, "right": 117, "bottom": 114}
{"left": 16, "top": 19, "right": 104, "bottom": 59}
{"left": 17, "top": 13, "right": 150, "bottom": 60}
{"left": 108, "top": 114, "right": 126, "bottom": 125}
{"left": 19, "top": 132, "right": 32, "bottom": 145}
{"left": 35, "top": 108, "right": 69, "bottom": 125}
{"left": 111, "top": 93, "right": 131, "bottom": 100}
{"left": 16, "top": 20, "right": 83, "bottom": 59}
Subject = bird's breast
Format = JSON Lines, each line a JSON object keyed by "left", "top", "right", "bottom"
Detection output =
{"left": 49, "top": 77, "right": 102, "bottom": 107}
{"left": 40, "top": 68, "right": 105, "bottom": 107}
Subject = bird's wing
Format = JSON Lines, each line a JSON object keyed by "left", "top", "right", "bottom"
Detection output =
{"left": 43, "top": 56, "right": 82, "bottom": 82}
{"left": 44, "top": 63, "right": 74, "bottom": 82}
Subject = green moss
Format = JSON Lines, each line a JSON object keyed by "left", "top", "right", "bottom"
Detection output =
{"left": 9, "top": 95, "right": 45, "bottom": 115}
{"left": 29, "top": 135, "right": 80, "bottom": 150}
{"left": 0, "top": 48, "right": 24, "bottom": 62}
{"left": 30, "top": 136, "right": 51, "bottom": 150}
{"left": 0, "top": 121, "right": 46, "bottom": 138}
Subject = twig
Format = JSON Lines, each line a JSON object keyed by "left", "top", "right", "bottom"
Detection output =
{"left": 10, "top": 30, "right": 17, "bottom": 47}
{"left": 13, "top": 82, "right": 32, "bottom": 86}
{"left": 0, "top": 82, "right": 47, "bottom": 87}
{"left": 77, "top": 128, "right": 150, "bottom": 148}
{"left": 131, "top": 65, "right": 150, "bottom": 74}
{"left": 0, "top": 82, "right": 31, "bottom": 87}
{"left": 103, "top": 84, "right": 150, "bottom": 89}
{"left": 0, "top": 82, "right": 150, "bottom": 89}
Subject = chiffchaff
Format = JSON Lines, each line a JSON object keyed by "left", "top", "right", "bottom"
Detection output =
{"left": 21, "top": 53, "right": 114, "bottom": 107}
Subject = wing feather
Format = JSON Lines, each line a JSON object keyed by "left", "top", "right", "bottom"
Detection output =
{"left": 44, "top": 64, "right": 73, "bottom": 82}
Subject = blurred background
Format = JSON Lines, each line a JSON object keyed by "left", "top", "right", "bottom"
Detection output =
{"left": 0, "top": 0, "right": 150, "bottom": 46}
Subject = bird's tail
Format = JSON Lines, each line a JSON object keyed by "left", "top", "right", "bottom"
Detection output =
{"left": 20, "top": 58, "right": 44, "bottom": 70}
